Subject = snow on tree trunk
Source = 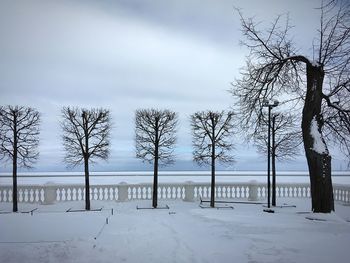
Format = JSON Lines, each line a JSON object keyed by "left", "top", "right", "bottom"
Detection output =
{"left": 302, "top": 63, "right": 334, "bottom": 213}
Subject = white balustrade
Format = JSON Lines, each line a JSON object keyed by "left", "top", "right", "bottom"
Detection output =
{"left": 0, "top": 181, "right": 349, "bottom": 204}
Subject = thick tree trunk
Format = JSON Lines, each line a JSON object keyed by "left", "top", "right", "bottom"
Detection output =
{"left": 12, "top": 114, "right": 18, "bottom": 212}
{"left": 210, "top": 142, "right": 216, "bottom": 208}
{"left": 302, "top": 63, "right": 334, "bottom": 213}
{"left": 84, "top": 157, "right": 90, "bottom": 210}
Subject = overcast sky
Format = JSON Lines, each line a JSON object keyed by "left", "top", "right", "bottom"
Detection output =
{"left": 0, "top": 0, "right": 347, "bottom": 172}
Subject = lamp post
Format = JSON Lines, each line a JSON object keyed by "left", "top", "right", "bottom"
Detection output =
{"left": 263, "top": 99, "right": 279, "bottom": 210}
{"left": 272, "top": 114, "right": 276, "bottom": 207}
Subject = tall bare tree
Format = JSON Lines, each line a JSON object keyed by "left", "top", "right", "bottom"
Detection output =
{"left": 191, "top": 111, "right": 235, "bottom": 207}
{"left": 0, "top": 106, "right": 40, "bottom": 212}
{"left": 135, "top": 109, "right": 178, "bottom": 208}
{"left": 61, "top": 107, "right": 111, "bottom": 210}
{"left": 231, "top": 1, "right": 350, "bottom": 212}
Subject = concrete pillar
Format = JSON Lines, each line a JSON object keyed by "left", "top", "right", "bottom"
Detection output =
{"left": 43, "top": 183, "right": 56, "bottom": 205}
{"left": 118, "top": 182, "right": 129, "bottom": 202}
{"left": 248, "top": 180, "right": 259, "bottom": 201}
{"left": 184, "top": 181, "right": 195, "bottom": 202}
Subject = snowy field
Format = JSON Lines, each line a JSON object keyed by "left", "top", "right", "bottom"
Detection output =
{"left": 1, "top": 198, "right": 350, "bottom": 263}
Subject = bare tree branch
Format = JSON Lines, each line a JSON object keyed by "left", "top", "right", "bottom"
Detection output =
{"left": 135, "top": 109, "right": 178, "bottom": 166}
{"left": 190, "top": 111, "right": 236, "bottom": 166}
{"left": 254, "top": 112, "right": 302, "bottom": 161}
{"left": 61, "top": 107, "right": 111, "bottom": 167}
{"left": 0, "top": 105, "right": 40, "bottom": 168}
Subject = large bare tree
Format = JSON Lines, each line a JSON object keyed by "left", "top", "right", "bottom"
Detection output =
{"left": 61, "top": 107, "right": 111, "bottom": 210}
{"left": 231, "top": 1, "right": 350, "bottom": 212}
{"left": 135, "top": 109, "right": 178, "bottom": 208}
{"left": 190, "top": 111, "right": 235, "bottom": 207}
{"left": 0, "top": 106, "right": 40, "bottom": 212}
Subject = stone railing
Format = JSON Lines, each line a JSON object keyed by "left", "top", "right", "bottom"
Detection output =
{"left": 0, "top": 181, "right": 349, "bottom": 204}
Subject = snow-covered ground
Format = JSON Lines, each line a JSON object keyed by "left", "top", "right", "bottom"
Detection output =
{"left": 1, "top": 198, "right": 350, "bottom": 263}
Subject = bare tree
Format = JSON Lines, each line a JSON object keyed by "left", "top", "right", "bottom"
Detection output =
{"left": 231, "top": 1, "right": 350, "bottom": 212}
{"left": 190, "top": 111, "right": 235, "bottom": 207}
{"left": 135, "top": 109, "right": 178, "bottom": 208}
{"left": 254, "top": 112, "right": 302, "bottom": 162}
{"left": 254, "top": 112, "right": 302, "bottom": 205}
{"left": 0, "top": 106, "right": 40, "bottom": 212}
{"left": 61, "top": 107, "right": 111, "bottom": 210}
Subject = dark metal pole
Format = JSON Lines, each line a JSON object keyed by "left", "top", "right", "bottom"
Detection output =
{"left": 272, "top": 115, "right": 276, "bottom": 207}
{"left": 267, "top": 106, "right": 271, "bottom": 208}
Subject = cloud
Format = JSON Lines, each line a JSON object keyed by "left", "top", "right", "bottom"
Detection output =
{"left": 1, "top": 0, "right": 346, "bottom": 172}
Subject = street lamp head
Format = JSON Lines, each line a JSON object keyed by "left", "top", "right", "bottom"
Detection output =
{"left": 263, "top": 99, "right": 279, "bottom": 108}
{"left": 262, "top": 99, "right": 269, "bottom": 107}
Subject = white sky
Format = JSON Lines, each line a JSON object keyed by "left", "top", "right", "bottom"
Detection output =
{"left": 0, "top": 0, "right": 347, "bottom": 172}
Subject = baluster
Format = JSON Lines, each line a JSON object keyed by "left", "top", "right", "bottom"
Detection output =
{"left": 77, "top": 188, "right": 82, "bottom": 200}
{"left": 25, "top": 189, "right": 29, "bottom": 202}
{"left": 198, "top": 187, "right": 202, "bottom": 198}
{"left": 177, "top": 187, "right": 181, "bottom": 199}
{"left": 35, "top": 189, "right": 39, "bottom": 202}
{"left": 142, "top": 187, "right": 146, "bottom": 199}
{"left": 131, "top": 187, "right": 135, "bottom": 199}
{"left": 17, "top": 189, "right": 21, "bottom": 202}
{"left": 129, "top": 187, "right": 133, "bottom": 200}
{"left": 32, "top": 189, "right": 36, "bottom": 202}
{"left": 71, "top": 188, "right": 76, "bottom": 201}
{"left": 114, "top": 187, "right": 118, "bottom": 200}
{"left": 172, "top": 187, "right": 175, "bottom": 199}
{"left": 169, "top": 187, "right": 173, "bottom": 199}
{"left": 98, "top": 188, "right": 102, "bottom": 200}
{"left": 67, "top": 188, "right": 71, "bottom": 201}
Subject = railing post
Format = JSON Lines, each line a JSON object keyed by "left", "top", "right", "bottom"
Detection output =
{"left": 43, "top": 183, "right": 56, "bottom": 205}
{"left": 118, "top": 182, "right": 128, "bottom": 202}
{"left": 248, "top": 180, "right": 259, "bottom": 201}
{"left": 184, "top": 181, "right": 195, "bottom": 202}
